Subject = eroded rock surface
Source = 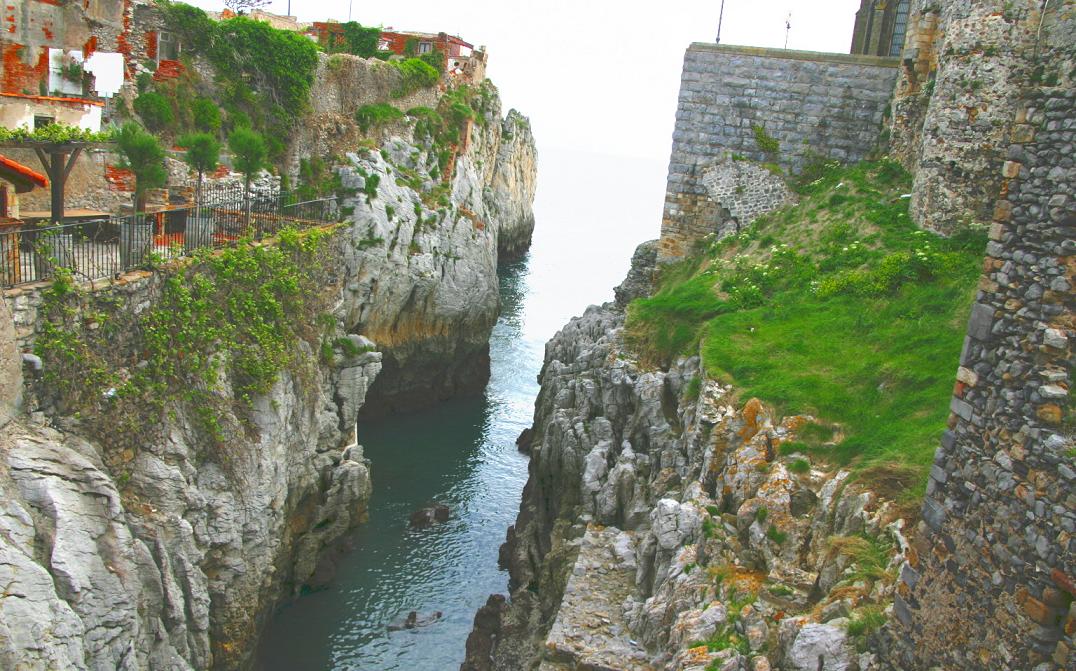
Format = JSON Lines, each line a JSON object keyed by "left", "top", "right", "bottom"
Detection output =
{"left": 464, "top": 242, "right": 909, "bottom": 670}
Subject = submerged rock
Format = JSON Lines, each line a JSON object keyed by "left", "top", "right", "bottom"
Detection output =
{"left": 410, "top": 504, "right": 452, "bottom": 528}
{"left": 388, "top": 610, "right": 444, "bottom": 631}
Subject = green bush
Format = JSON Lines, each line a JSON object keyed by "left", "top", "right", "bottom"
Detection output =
{"left": 326, "top": 21, "right": 381, "bottom": 57}
{"left": 160, "top": 4, "right": 319, "bottom": 157}
{"left": 356, "top": 103, "right": 404, "bottom": 132}
{"left": 191, "top": 98, "right": 222, "bottom": 132}
{"left": 420, "top": 49, "right": 445, "bottom": 72}
{"left": 133, "top": 92, "right": 175, "bottom": 132}
{"left": 390, "top": 58, "right": 440, "bottom": 97}
{"left": 766, "top": 525, "right": 787, "bottom": 544}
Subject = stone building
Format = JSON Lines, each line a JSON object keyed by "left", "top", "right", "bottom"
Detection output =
{"left": 0, "top": 0, "right": 132, "bottom": 132}
{"left": 851, "top": 0, "right": 913, "bottom": 57}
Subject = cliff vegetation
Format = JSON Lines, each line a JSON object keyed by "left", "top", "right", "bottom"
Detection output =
{"left": 626, "top": 161, "right": 987, "bottom": 496}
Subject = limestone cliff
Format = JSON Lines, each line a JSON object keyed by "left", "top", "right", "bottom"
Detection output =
{"left": 464, "top": 244, "right": 911, "bottom": 671}
{"left": 0, "top": 75, "right": 536, "bottom": 671}
{"left": 341, "top": 86, "right": 537, "bottom": 415}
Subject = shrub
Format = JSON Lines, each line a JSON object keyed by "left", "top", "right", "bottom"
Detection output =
{"left": 420, "top": 49, "right": 445, "bottom": 72}
{"left": 136, "top": 71, "right": 154, "bottom": 93}
{"left": 755, "top": 507, "right": 769, "bottom": 523}
{"left": 363, "top": 174, "right": 380, "bottom": 200}
{"left": 326, "top": 21, "right": 381, "bottom": 57}
{"left": 356, "top": 103, "right": 404, "bottom": 133}
{"left": 191, "top": 98, "right": 222, "bottom": 132}
{"left": 390, "top": 58, "right": 440, "bottom": 97}
{"left": 685, "top": 376, "right": 702, "bottom": 401}
{"left": 134, "top": 92, "right": 175, "bottom": 132}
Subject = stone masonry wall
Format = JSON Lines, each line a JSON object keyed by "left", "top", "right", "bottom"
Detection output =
{"left": 700, "top": 158, "right": 795, "bottom": 238}
{"left": 888, "top": 0, "right": 1059, "bottom": 235}
{"left": 659, "top": 44, "right": 898, "bottom": 260}
{"left": 887, "top": 49, "right": 1076, "bottom": 671}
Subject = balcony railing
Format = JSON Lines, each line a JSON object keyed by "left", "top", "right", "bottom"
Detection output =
{"left": 1, "top": 191, "right": 340, "bottom": 289}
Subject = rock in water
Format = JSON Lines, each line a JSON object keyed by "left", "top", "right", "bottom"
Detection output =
{"left": 409, "top": 504, "right": 451, "bottom": 528}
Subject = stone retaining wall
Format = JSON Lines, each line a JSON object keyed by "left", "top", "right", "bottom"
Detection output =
{"left": 888, "top": 81, "right": 1075, "bottom": 671}
{"left": 658, "top": 44, "right": 898, "bottom": 260}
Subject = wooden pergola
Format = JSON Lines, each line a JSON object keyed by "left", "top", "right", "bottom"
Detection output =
{"left": 0, "top": 140, "right": 110, "bottom": 225}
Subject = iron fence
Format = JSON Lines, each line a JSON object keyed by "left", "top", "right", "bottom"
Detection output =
{"left": 0, "top": 192, "right": 339, "bottom": 288}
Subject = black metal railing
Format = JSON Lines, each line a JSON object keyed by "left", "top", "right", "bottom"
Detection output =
{"left": 1, "top": 192, "right": 339, "bottom": 288}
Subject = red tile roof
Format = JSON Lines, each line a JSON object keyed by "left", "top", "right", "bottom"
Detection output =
{"left": 0, "top": 154, "right": 49, "bottom": 192}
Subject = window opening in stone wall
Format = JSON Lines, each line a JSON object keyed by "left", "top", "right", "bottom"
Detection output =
{"left": 34, "top": 115, "right": 54, "bottom": 131}
{"left": 418, "top": 42, "right": 433, "bottom": 54}
{"left": 158, "top": 32, "right": 180, "bottom": 62}
{"left": 889, "top": 0, "right": 911, "bottom": 57}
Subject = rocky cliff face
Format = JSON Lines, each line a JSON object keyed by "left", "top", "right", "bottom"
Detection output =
{"left": 0, "top": 74, "right": 536, "bottom": 669}
{"left": 465, "top": 244, "right": 911, "bottom": 671}
{"left": 344, "top": 89, "right": 537, "bottom": 416}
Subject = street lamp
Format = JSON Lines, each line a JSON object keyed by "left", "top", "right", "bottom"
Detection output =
{"left": 716, "top": 0, "right": 726, "bottom": 43}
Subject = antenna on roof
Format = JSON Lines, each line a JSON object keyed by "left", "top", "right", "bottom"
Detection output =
{"left": 716, "top": 0, "right": 726, "bottom": 43}
{"left": 784, "top": 12, "right": 792, "bottom": 49}
{"left": 348, "top": 0, "right": 353, "bottom": 22}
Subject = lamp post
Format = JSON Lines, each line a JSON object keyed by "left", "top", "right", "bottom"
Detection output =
{"left": 716, "top": 0, "right": 726, "bottom": 43}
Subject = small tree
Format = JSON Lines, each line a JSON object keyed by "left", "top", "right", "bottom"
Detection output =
{"left": 223, "top": 0, "right": 271, "bottom": 14}
{"left": 228, "top": 127, "right": 266, "bottom": 195}
{"left": 180, "top": 132, "right": 220, "bottom": 205}
{"left": 115, "top": 123, "right": 167, "bottom": 212}
{"left": 228, "top": 128, "right": 267, "bottom": 234}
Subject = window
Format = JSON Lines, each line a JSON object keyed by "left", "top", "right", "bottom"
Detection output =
{"left": 889, "top": 0, "right": 911, "bottom": 57}
{"left": 34, "top": 116, "right": 54, "bottom": 130}
{"left": 418, "top": 42, "right": 433, "bottom": 54}
{"left": 158, "top": 31, "right": 180, "bottom": 62}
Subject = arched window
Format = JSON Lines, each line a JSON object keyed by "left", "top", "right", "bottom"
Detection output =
{"left": 890, "top": 0, "right": 911, "bottom": 57}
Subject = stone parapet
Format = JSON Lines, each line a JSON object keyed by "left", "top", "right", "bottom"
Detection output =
{"left": 658, "top": 43, "right": 898, "bottom": 260}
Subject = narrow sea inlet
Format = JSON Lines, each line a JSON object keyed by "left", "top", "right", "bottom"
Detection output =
{"left": 255, "top": 148, "right": 665, "bottom": 670}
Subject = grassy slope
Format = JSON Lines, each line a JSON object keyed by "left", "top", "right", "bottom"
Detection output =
{"left": 626, "top": 161, "right": 987, "bottom": 495}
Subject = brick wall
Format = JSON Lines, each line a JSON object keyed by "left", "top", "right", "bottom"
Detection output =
{"left": 658, "top": 44, "right": 898, "bottom": 260}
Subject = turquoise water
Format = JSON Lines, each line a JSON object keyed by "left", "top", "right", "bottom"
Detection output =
{"left": 255, "top": 148, "right": 665, "bottom": 670}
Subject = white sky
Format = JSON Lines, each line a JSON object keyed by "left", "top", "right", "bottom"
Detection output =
{"left": 183, "top": 1, "right": 861, "bottom": 161}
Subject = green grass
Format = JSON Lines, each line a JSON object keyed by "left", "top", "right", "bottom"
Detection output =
{"left": 788, "top": 458, "right": 811, "bottom": 474}
{"left": 625, "top": 160, "right": 986, "bottom": 489}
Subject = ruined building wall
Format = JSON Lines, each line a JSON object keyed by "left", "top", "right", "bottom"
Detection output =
{"left": 658, "top": 44, "right": 898, "bottom": 260}
{"left": 888, "top": 8, "right": 1076, "bottom": 668}
{"left": 889, "top": 0, "right": 1065, "bottom": 234}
